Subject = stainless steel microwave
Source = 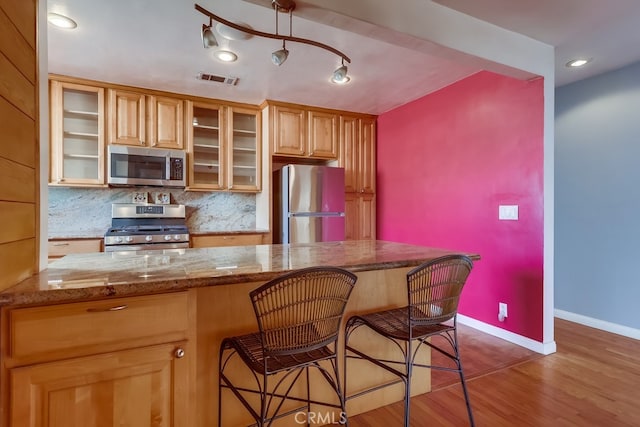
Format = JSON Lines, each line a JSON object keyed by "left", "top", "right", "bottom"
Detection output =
{"left": 107, "top": 145, "right": 186, "bottom": 187}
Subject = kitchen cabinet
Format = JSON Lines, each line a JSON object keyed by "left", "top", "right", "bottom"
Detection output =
{"left": 345, "top": 192, "right": 376, "bottom": 241}
{"left": 308, "top": 109, "right": 339, "bottom": 159}
{"left": 191, "top": 232, "right": 266, "bottom": 248}
{"left": 108, "top": 89, "right": 183, "bottom": 149}
{"left": 270, "top": 103, "right": 306, "bottom": 156}
{"left": 186, "top": 101, "right": 260, "bottom": 192}
{"left": 340, "top": 115, "right": 377, "bottom": 240}
{"left": 47, "top": 238, "right": 103, "bottom": 263}
{"left": 49, "top": 81, "right": 105, "bottom": 186}
{"left": 227, "top": 106, "right": 261, "bottom": 191}
{"left": 267, "top": 101, "right": 338, "bottom": 160}
{"left": 3, "top": 293, "right": 192, "bottom": 427}
{"left": 186, "top": 101, "right": 224, "bottom": 190}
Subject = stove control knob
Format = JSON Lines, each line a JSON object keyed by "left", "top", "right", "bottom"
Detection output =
{"left": 174, "top": 235, "right": 182, "bottom": 241}
{"left": 115, "top": 237, "right": 123, "bottom": 243}
{"left": 164, "top": 235, "right": 172, "bottom": 241}
{"left": 125, "top": 236, "right": 134, "bottom": 243}
{"left": 145, "top": 235, "right": 153, "bottom": 242}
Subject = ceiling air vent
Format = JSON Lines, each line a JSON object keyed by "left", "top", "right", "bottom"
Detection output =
{"left": 197, "top": 73, "right": 239, "bottom": 86}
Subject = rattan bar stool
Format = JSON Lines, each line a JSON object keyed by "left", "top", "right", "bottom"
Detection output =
{"left": 344, "top": 254, "right": 475, "bottom": 427}
{"left": 218, "top": 266, "right": 358, "bottom": 427}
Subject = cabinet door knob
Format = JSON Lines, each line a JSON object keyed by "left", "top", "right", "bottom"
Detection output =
{"left": 175, "top": 348, "right": 185, "bottom": 358}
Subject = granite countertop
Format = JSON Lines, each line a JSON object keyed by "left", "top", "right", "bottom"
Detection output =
{"left": 48, "top": 230, "right": 271, "bottom": 240}
{"left": 0, "top": 241, "right": 480, "bottom": 307}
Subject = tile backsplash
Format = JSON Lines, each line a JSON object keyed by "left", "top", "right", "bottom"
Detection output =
{"left": 48, "top": 187, "right": 257, "bottom": 238}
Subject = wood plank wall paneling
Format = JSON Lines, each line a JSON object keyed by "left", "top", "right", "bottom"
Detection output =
{"left": 0, "top": 97, "right": 35, "bottom": 168}
{"left": 0, "top": 239, "right": 36, "bottom": 290}
{"left": 0, "top": 0, "right": 36, "bottom": 49}
{"left": 0, "top": 0, "right": 38, "bottom": 292}
{"left": 0, "top": 158, "right": 36, "bottom": 203}
{"left": 0, "top": 53, "right": 35, "bottom": 118}
{"left": 0, "top": 202, "right": 35, "bottom": 244}
{"left": 0, "top": 7, "right": 36, "bottom": 84}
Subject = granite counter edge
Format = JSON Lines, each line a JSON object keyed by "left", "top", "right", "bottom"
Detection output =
{"left": 0, "top": 260, "right": 428, "bottom": 307}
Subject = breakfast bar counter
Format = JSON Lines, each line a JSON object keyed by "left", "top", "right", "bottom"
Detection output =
{"left": 0, "top": 241, "right": 479, "bottom": 427}
{"left": 0, "top": 240, "right": 479, "bottom": 307}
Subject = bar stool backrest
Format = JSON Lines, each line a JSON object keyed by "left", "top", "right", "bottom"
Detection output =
{"left": 407, "top": 254, "right": 474, "bottom": 326}
{"left": 250, "top": 266, "right": 358, "bottom": 357}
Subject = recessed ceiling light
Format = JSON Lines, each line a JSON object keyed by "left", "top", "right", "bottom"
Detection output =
{"left": 214, "top": 50, "right": 238, "bottom": 63}
{"left": 47, "top": 12, "right": 77, "bottom": 29}
{"left": 566, "top": 58, "right": 591, "bottom": 68}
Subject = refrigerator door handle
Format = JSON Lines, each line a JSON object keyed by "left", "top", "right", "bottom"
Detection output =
{"left": 289, "top": 212, "right": 345, "bottom": 217}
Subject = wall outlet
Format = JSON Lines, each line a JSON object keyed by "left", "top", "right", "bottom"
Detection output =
{"left": 498, "top": 302, "right": 508, "bottom": 321}
{"left": 498, "top": 205, "right": 519, "bottom": 220}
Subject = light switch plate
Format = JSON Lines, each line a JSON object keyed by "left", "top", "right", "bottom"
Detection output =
{"left": 499, "top": 205, "right": 518, "bottom": 220}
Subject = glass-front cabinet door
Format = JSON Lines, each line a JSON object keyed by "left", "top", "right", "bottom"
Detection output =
{"left": 49, "top": 80, "right": 105, "bottom": 186}
{"left": 228, "top": 107, "right": 260, "bottom": 192}
{"left": 186, "top": 100, "right": 224, "bottom": 190}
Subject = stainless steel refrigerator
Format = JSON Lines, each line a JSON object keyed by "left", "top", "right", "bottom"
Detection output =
{"left": 273, "top": 164, "right": 345, "bottom": 244}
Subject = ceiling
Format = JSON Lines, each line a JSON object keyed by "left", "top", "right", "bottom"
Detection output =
{"left": 46, "top": 0, "right": 640, "bottom": 115}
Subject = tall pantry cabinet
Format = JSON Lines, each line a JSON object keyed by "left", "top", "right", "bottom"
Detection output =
{"left": 340, "top": 115, "right": 376, "bottom": 240}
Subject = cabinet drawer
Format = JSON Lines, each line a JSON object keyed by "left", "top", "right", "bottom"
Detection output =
{"left": 9, "top": 293, "right": 188, "bottom": 360}
{"left": 48, "top": 239, "right": 102, "bottom": 257}
{"left": 191, "top": 233, "right": 264, "bottom": 248}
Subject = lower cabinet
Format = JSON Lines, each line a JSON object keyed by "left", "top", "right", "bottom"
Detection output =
{"left": 10, "top": 342, "right": 189, "bottom": 427}
{"left": 48, "top": 239, "right": 102, "bottom": 263}
{"left": 1, "top": 293, "right": 192, "bottom": 427}
{"left": 345, "top": 192, "right": 376, "bottom": 240}
{"left": 191, "top": 233, "right": 265, "bottom": 248}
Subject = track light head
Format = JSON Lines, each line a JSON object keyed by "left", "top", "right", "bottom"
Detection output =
{"left": 272, "top": 42, "right": 289, "bottom": 66}
{"left": 201, "top": 20, "right": 218, "bottom": 48}
{"left": 331, "top": 64, "right": 349, "bottom": 84}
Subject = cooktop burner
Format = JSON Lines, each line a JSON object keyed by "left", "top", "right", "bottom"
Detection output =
{"left": 104, "top": 203, "right": 190, "bottom": 247}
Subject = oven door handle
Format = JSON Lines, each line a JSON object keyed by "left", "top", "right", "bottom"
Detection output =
{"left": 86, "top": 304, "right": 128, "bottom": 313}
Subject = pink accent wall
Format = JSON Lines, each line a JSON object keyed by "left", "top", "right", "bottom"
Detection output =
{"left": 377, "top": 71, "right": 544, "bottom": 341}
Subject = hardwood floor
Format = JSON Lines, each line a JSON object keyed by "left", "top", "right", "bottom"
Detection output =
{"left": 348, "top": 318, "right": 640, "bottom": 426}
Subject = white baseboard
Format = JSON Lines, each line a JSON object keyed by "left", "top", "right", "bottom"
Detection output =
{"left": 457, "top": 314, "right": 557, "bottom": 355}
{"left": 554, "top": 309, "right": 640, "bottom": 340}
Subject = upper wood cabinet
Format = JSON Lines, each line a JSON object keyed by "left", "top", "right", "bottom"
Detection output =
{"left": 108, "top": 89, "right": 183, "bottom": 149}
{"left": 228, "top": 106, "right": 261, "bottom": 191}
{"left": 49, "top": 80, "right": 105, "bottom": 186}
{"left": 359, "top": 117, "right": 376, "bottom": 194}
{"left": 186, "top": 101, "right": 260, "bottom": 192}
{"left": 270, "top": 103, "right": 306, "bottom": 156}
{"left": 107, "top": 89, "right": 145, "bottom": 146}
{"left": 186, "top": 100, "right": 225, "bottom": 190}
{"left": 268, "top": 102, "right": 338, "bottom": 160}
{"left": 340, "top": 115, "right": 377, "bottom": 241}
{"left": 340, "top": 115, "right": 376, "bottom": 194}
{"left": 308, "top": 110, "right": 338, "bottom": 158}
{"left": 148, "top": 95, "right": 184, "bottom": 149}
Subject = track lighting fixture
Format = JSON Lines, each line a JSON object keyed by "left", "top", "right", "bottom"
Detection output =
{"left": 195, "top": 2, "right": 351, "bottom": 83}
{"left": 272, "top": 41, "right": 289, "bottom": 66}
{"left": 201, "top": 18, "right": 218, "bottom": 48}
{"left": 331, "top": 61, "right": 350, "bottom": 84}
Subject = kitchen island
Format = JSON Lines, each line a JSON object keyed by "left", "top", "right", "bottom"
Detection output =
{"left": 0, "top": 241, "right": 479, "bottom": 427}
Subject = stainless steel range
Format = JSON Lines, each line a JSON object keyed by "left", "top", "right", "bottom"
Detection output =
{"left": 104, "top": 204, "right": 190, "bottom": 252}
